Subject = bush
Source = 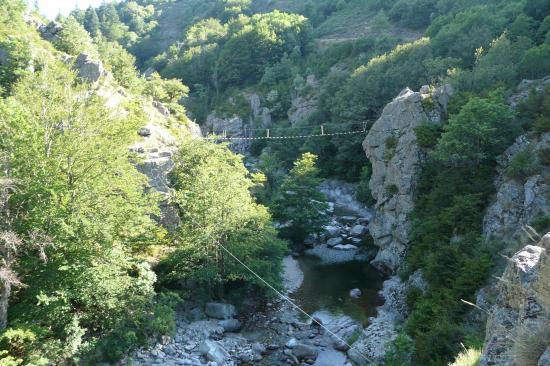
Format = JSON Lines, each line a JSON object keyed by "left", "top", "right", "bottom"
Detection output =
{"left": 415, "top": 122, "right": 442, "bottom": 150}
{"left": 532, "top": 214, "right": 550, "bottom": 234}
{"left": 505, "top": 147, "right": 541, "bottom": 179}
{"left": 356, "top": 165, "right": 375, "bottom": 205}
{"left": 533, "top": 115, "right": 550, "bottom": 134}
{"left": 387, "top": 184, "right": 399, "bottom": 196}
{"left": 448, "top": 348, "right": 481, "bottom": 366}
{"left": 539, "top": 147, "right": 550, "bottom": 165}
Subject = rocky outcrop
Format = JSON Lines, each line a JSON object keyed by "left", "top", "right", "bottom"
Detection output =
{"left": 348, "top": 271, "right": 427, "bottom": 365}
{"left": 73, "top": 53, "right": 105, "bottom": 84}
{"left": 131, "top": 99, "right": 201, "bottom": 231}
{"left": 363, "top": 84, "right": 453, "bottom": 273}
{"left": 483, "top": 132, "right": 550, "bottom": 243}
{"left": 38, "top": 21, "right": 62, "bottom": 42}
{"left": 204, "top": 93, "right": 272, "bottom": 154}
{"left": 288, "top": 75, "right": 319, "bottom": 125}
{"left": 479, "top": 234, "right": 549, "bottom": 366}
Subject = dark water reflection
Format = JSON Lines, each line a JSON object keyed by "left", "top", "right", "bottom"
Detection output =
{"left": 293, "top": 255, "right": 385, "bottom": 326}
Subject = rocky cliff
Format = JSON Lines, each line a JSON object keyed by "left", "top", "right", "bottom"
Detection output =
{"left": 362, "top": 84, "right": 453, "bottom": 273}
{"left": 477, "top": 78, "right": 550, "bottom": 366}
{"left": 479, "top": 234, "right": 549, "bottom": 366}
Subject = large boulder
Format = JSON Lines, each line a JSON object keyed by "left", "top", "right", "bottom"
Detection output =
{"left": 205, "top": 302, "right": 237, "bottom": 320}
{"left": 73, "top": 53, "right": 105, "bottom": 83}
{"left": 198, "top": 339, "right": 230, "bottom": 364}
{"left": 291, "top": 343, "right": 319, "bottom": 361}
{"left": 363, "top": 85, "right": 453, "bottom": 273}
{"left": 38, "top": 21, "right": 62, "bottom": 42}
{"left": 218, "top": 318, "right": 242, "bottom": 332}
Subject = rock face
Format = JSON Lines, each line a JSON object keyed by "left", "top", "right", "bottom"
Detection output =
{"left": 73, "top": 53, "right": 105, "bottom": 83}
{"left": 203, "top": 93, "right": 272, "bottom": 154}
{"left": 362, "top": 85, "right": 453, "bottom": 273}
{"left": 483, "top": 132, "right": 550, "bottom": 243}
{"left": 479, "top": 234, "right": 549, "bottom": 366}
{"left": 288, "top": 75, "right": 319, "bottom": 125}
{"left": 38, "top": 21, "right": 62, "bottom": 42}
{"left": 131, "top": 99, "right": 201, "bottom": 231}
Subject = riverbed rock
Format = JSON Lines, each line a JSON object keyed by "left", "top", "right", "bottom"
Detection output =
{"left": 218, "top": 318, "right": 242, "bottom": 332}
{"left": 363, "top": 85, "right": 453, "bottom": 274}
{"left": 349, "top": 288, "right": 362, "bottom": 298}
{"left": 286, "top": 338, "right": 299, "bottom": 348}
{"left": 350, "top": 225, "right": 368, "bottom": 236}
{"left": 334, "top": 244, "right": 358, "bottom": 251}
{"left": 327, "top": 237, "right": 344, "bottom": 247}
{"left": 324, "top": 225, "right": 341, "bottom": 237}
{"left": 199, "top": 340, "right": 230, "bottom": 364}
{"left": 205, "top": 303, "right": 236, "bottom": 320}
{"left": 313, "top": 349, "right": 347, "bottom": 366}
{"left": 292, "top": 344, "right": 319, "bottom": 361}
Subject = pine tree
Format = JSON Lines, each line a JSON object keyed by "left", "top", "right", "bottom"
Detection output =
{"left": 84, "top": 6, "right": 101, "bottom": 38}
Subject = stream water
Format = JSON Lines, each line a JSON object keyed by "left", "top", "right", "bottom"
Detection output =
{"left": 293, "top": 255, "right": 384, "bottom": 326}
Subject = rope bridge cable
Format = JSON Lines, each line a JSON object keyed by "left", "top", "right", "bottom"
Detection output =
{"left": 203, "top": 122, "right": 369, "bottom": 141}
{"left": 215, "top": 241, "right": 378, "bottom": 366}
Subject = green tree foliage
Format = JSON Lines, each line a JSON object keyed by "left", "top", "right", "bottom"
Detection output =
{"left": 428, "top": 7, "right": 506, "bottom": 67}
{"left": 158, "top": 139, "right": 285, "bottom": 297}
{"left": 389, "top": 0, "right": 437, "bottom": 29}
{"left": 0, "top": 53, "right": 171, "bottom": 363}
{"left": 54, "top": 16, "right": 96, "bottom": 56}
{"left": 434, "top": 95, "right": 517, "bottom": 169}
{"left": 271, "top": 153, "right": 328, "bottom": 244}
{"left": 83, "top": 6, "right": 101, "bottom": 38}
{"left": 518, "top": 44, "right": 550, "bottom": 79}
{"left": 405, "top": 94, "right": 519, "bottom": 364}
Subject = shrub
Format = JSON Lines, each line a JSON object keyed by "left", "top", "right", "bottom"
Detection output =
{"left": 356, "top": 165, "right": 375, "bottom": 205}
{"left": 539, "top": 147, "right": 550, "bottom": 165}
{"left": 448, "top": 347, "right": 481, "bottom": 366}
{"left": 532, "top": 214, "right": 550, "bottom": 234}
{"left": 533, "top": 115, "right": 550, "bottom": 134}
{"left": 387, "top": 184, "right": 399, "bottom": 196}
{"left": 511, "top": 323, "right": 550, "bottom": 366}
{"left": 415, "top": 122, "right": 442, "bottom": 150}
{"left": 505, "top": 147, "right": 541, "bottom": 179}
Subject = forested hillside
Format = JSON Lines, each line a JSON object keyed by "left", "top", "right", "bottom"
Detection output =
{"left": 1, "top": 0, "right": 549, "bottom": 365}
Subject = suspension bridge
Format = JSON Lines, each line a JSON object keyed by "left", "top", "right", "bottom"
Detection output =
{"left": 202, "top": 122, "right": 369, "bottom": 141}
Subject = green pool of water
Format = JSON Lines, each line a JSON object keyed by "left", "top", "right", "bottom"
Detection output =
{"left": 293, "top": 255, "right": 385, "bottom": 326}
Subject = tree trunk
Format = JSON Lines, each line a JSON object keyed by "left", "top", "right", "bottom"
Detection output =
{"left": 0, "top": 279, "right": 11, "bottom": 331}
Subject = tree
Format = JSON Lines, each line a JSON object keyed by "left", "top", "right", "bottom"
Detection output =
{"left": 271, "top": 153, "right": 328, "bottom": 244}
{"left": 434, "top": 95, "right": 517, "bottom": 168}
{"left": 54, "top": 16, "right": 96, "bottom": 55}
{"left": 519, "top": 44, "right": 550, "bottom": 79}
{"left": 161, "top": 139, "right": 286, "bottom": 298}
{"left": 83, "top": 6, "right": 101, "bottom": 38}
{"left": 0, "top": 55, "right": 164, "bottom": 363}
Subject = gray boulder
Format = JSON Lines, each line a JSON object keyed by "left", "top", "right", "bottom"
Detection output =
{"left": 291, "top": 344, "right": 319, "bottom": 361}
{"left": 327, "top": 237, "right": 343, "bottom": 247}
{"left": 153, "top": 101, "right": 170, "bottom": 117}
{"left": 313, "top": 349, "right": 347, "bottom": 366}
{"left": 218, "top": 318, "right": 241, "bottom": 332}
{"left": 324, "top": 225, "right": 341, "bottom": 237}
{"left": 73, "top": 53, "right": 105, "bottom": 83}
{"left": 350, "top": 225, "right": 368, "bottom": 236}
{"left": 349, "top": 288, "right": 362, "bottom": 298}
{"left": 334, "top": 244, "right": 358, "bottom": 251}
{"left": 38, "top": 21, "right": 62, "bottom": 42}
{"left": 205, "top": 302, "right": 236, "bottom": 319}
{"left": 198, "top": 340, "right": 229, "bottom": 364}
